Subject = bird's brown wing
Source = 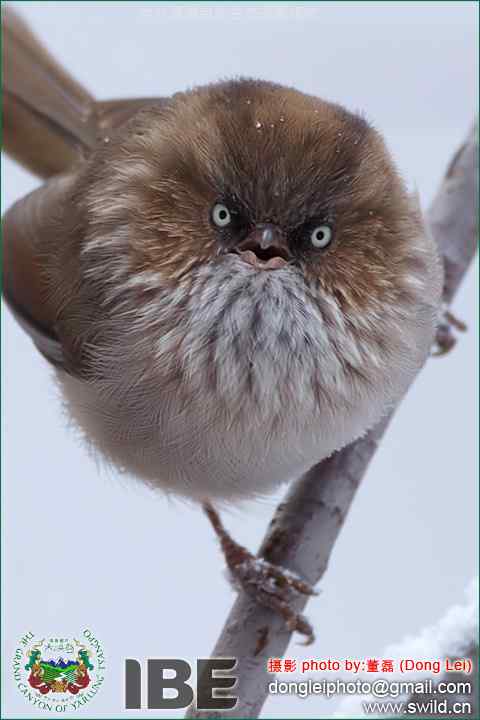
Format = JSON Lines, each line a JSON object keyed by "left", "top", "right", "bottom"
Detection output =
{"left": 2, "top": 6, "right": 167, "bottom": 368}
{"left": 95, "top": 99, "right": 164, "bottom": 136}
{"left": 2, "top": 175, "right": 76, "bottom": 368}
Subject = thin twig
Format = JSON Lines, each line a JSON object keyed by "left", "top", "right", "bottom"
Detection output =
{"left": 187, "top": 123, "right": 478, "bottom": 719}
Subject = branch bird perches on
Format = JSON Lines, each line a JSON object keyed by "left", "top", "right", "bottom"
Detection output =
{"left": 187, "top": 122, "right": 478, "bottom": 720}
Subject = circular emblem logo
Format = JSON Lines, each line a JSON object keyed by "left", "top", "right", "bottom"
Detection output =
{"left": 13, "top": 630, "right": 106, "bottom": 712}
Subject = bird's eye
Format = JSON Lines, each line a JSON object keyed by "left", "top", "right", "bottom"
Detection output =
{"left": 310, "top": 225, "right": 333, "bottom": 249}
{"left": 211, "top": 203, "right": 232, "bottom": 228}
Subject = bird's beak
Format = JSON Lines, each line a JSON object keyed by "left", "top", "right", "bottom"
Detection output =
{"left": 234, "top": 224, "right": 290, "bottom": 270}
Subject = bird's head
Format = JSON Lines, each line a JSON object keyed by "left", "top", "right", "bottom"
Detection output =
{"left": 77, "top": 79, "right": 440, "bottom": 420}
{"left": 83, "top": 78, "right": 428, "bottom": 309}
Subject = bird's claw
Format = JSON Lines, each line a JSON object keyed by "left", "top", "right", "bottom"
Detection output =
{"left": 203, "top": 502, "right": 316, "bottom": 644}
{"left": 231, "top": 554, "right": 317, "bottom": 645}
{"left": 431, "top": 306, "right": 467, "bottom": 357}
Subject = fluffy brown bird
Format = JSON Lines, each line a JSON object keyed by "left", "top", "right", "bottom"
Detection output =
{"left": 3, "top": 8, "right": 442, "bottom": 640}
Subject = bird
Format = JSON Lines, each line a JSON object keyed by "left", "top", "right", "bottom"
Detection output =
{"left": 2, "top": 7, "right": 443, "bottom": 642}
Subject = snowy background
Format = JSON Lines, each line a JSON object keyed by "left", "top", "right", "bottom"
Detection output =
{"left": 2, "top": 2, "right": 478, "bottom": 718}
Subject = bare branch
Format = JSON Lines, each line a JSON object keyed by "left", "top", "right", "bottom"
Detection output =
{"left": 187, "top": 123, "right": 478, "bottom": 719}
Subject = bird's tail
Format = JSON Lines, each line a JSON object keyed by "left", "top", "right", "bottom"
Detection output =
{"left": 2, "top": 5, "right": 98, "bottom": 178}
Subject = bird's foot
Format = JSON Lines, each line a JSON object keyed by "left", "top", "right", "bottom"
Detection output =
{"left": 431, "top": 305, "right": 467, "bottom": 357}
{"left": 203, "top": 503, "right": 317, "bottom": 645}
{"left": 229, "top": 555, "right": 317, "bottom": 645}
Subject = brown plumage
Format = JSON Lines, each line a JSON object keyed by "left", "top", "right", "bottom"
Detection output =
{"left": 2, "top": 7, "right": 443, "bottom": 641}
